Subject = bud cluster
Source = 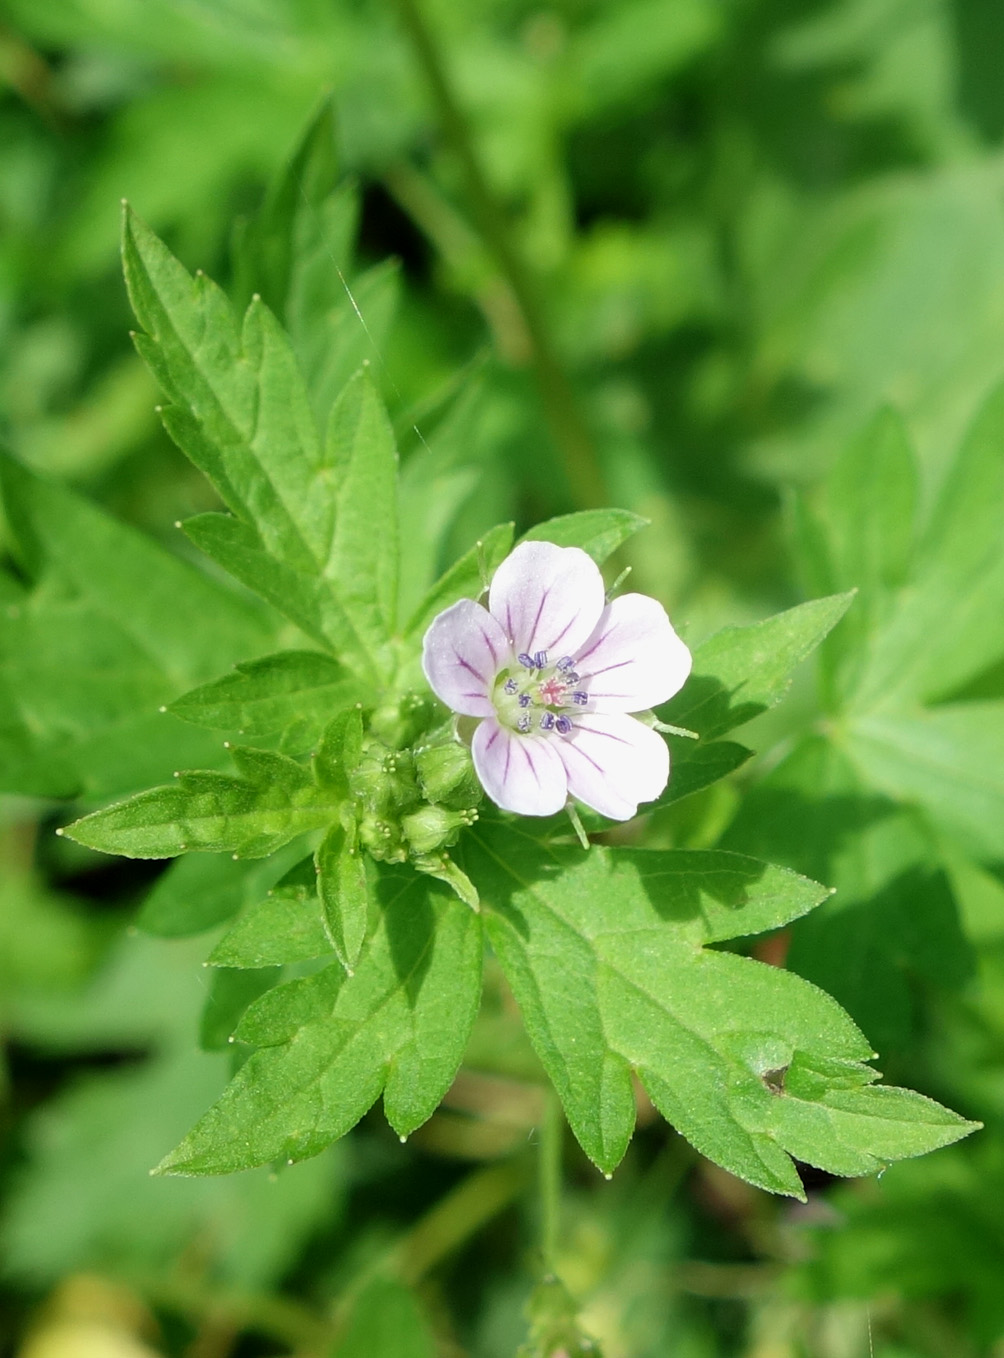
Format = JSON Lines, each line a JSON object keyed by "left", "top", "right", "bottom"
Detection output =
{"left": 346, "top": 697, "right": 482, "bottom": 871}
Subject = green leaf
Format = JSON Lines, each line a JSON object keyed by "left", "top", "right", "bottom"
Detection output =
{"left": 662, "top": 593, "right": 856, "bottom": 739}
{"left": 155, "top": 871, "right": 482, "bottom": 1174}
{"left": 123, "top": 208, "right": 398, "bottom": 679}
{"left": 520, "top": 509, "right": 648, "bottom": 564}
{"left": 209, "top": 858, "right": 334, "bottom": 969}
{"left": 464, "top": 821, "right": 974, "bottom": 1192}
{"left": 64, "top": 748, "right": 336, "bottom": 860}
{"left": 169, "top": 650, "right": 361, "bottom": 742}
{"left": 324, "top": 368, "right": 400, "bottom": 647}
{"left": 316, "top": 824, "right": 371, "bottom": 972}
{"left": 124, "top": 208, "right": 329, "bottom": 569}
{"left": 404, "top": 522, "right": 514, "bottom": 639}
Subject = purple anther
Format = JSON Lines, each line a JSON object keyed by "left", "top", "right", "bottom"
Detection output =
{"left": 571, "top": 691, "right": 588, "bottom": 705}
{"left": 517, "top": 713, "right": 532, "bottom": 733}
{"left": 564, "top": 672, "right": 580, "bottom": 684}
{"left": 556, "top": 656, "right": 575, "bottom": 671}
{"left": 540, "top": 712, "right": 555, "bottom": 730}
{"left": 517, "top": 653, "right": 535, "bottom": 669}
{"left": 518, "top": 693, "right": 531, "bottom": 708}
{"left": 503, "top": 677, "right": 518, "bottom": 694}
{"left": 533, "top": 650, "right": 548, "bottom": 669}
{"left": 555, "top": 715, "right": 572, "bottom": 735}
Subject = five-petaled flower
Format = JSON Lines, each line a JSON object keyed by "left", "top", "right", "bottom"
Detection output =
{"left": 421, "top": 541, "right": 692, "bottom": 820}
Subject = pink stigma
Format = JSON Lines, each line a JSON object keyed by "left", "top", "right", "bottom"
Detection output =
{"left": 537, "top": 677, "right": 567, "bottom": 705}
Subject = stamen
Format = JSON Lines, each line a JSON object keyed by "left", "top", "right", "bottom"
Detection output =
{"left": 533, "top": 650, "right": 548, "bottom": 669}
{"left": 555, "top": 716, "right": 572, "bottom": 735}
{"left": 571, "top": 691, "right": 588, "bottom": 705}
{"left": 540, "top": 712, "right": 555, "bottom": 730}
{"left": 517, "top": 653, "right": 536, "bottom": 669}
{"left": 517, "top": 713, "right": 532, "bottom": 733}
{"left": 503, "top": 677, "right": 518, "bottom": 694}
{"left": 556, "top": 656, "right": 575, "bottom": 671}
{"left": 518, "top": 693, "right": 531, "bottom": 708}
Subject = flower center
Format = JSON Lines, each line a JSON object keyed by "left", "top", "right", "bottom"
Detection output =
{"left": 493, "top": 651, "right": 589, "bottom": 735}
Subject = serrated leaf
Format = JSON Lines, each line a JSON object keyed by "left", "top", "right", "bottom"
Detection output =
{"left": 404, "top": 522, "right": 514, "bottom": 639}
{"left": 316, "top": 824, "right": 370, "bottom": 972}
{"left": 209, "top": 858, "right": 333, "bottom": 968}
{"left": 170, "top": 650, "right": 360, "bottom": 741}
{"left": 124, "top": 209, "right": 329, "bottom": 567}
{"left": 155, "top": 871, "right": 482, "bottom": 1174}
{"left": 520, "top": 509, "right": 648, "bottom": 563}
{"left": 123, "top": 208, "right": 397, "bottom": 680}
{"left": 325, "top": 368, "right": 399, "bottom": 645}
{"left": 64, "top": 748, "right": 336, "bottom": 860}
{"left": 662, "top": 593, "right": 855, "bottom": 739}
{"left": 464, "top": 821, "right": 973, "bottom": 1192}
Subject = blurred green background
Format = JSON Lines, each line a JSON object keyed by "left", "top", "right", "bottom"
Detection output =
{"left": 2, "top": 0, "right": 1004, "bottom": 1354}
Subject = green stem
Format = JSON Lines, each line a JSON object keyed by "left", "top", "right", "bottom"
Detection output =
{"left": 539, "top": 1089, "right": 563, "bottom": 1269}
{"left": 393, "top": 0, "right": 609, "bottom": 511}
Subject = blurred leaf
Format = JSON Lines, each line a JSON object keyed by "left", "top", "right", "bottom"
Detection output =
{"left": 138, "top": 843, "right": 306, "bottom": 938}
{"left": 335, "top": 1276, "right": 436, "bottom": 1358}
{"left": 723, "top": 735, "right": 974, "bottom": 1048}
{"left": 199, "top": 965, "right": 281, "bottom": 1051}
{"left": 156, "top": 871, "right": 482, "bottom": 1174}
{"left": 662, "top": 593, "right": 855, "bottom": 739}
{"left": 0, "top": 454, "right": 273, "bottom": 799}
{"left": 519, "top": 508, "right": 648, "bottom": 563}
{"left": 0, "top": 1045, "right": 345, "bottom": 1288}
{"left": 403, "top": 521, "right": 513, "bottom": 639}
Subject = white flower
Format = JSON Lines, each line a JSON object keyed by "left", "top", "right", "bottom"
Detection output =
{"left": 421, "top": 541, "right": 692, "bottom": 820}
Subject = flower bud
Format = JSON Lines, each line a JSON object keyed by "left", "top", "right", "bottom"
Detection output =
{"left": 401, "top": 804, "right": 478, "bottom": 856}
{"left": 416, "top": 739, "right": 481, "bottom": 810}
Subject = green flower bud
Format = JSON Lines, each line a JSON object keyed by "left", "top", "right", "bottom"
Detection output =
{"left": 357, "top": 812, "right": 408, "bottom": 863}
{"left": 401, "top": 803, "right": 478, "bottom": 856}
{"left": 416, "top": 739, "right": 481, "bottom": 810}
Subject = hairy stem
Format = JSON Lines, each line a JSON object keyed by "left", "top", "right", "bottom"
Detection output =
{"left": 393, "top": 0, "right": 609, "bottom": 510}
{"left": 538, "top": 1088, "right": 564, "bottom": 1269}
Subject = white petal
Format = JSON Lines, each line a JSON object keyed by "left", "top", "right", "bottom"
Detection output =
{"left": 422, "top": 599, "right": 509, "bottom": 717}
{"left": 472, "top": 718, "right": 569, "bottom": 816}
{"left": 557, "top": 713, "right": 669, "bottom": 821}
{"left": 488, "top": 541, "right": 606, "bottom": 663}
{"left": 573, "top": 593, "right": 692, "bottom": 713}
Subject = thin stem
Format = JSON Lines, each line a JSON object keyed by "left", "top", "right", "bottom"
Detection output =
{"left": 393, "top": 0, "right": 609, "bottom": 510}
{"left": 538, "top": 1089, "right": 563, "bottom": 1269}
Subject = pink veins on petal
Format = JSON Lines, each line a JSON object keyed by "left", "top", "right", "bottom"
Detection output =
{"left": 421, "top": 539, "right": 692, "bottom": 820}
